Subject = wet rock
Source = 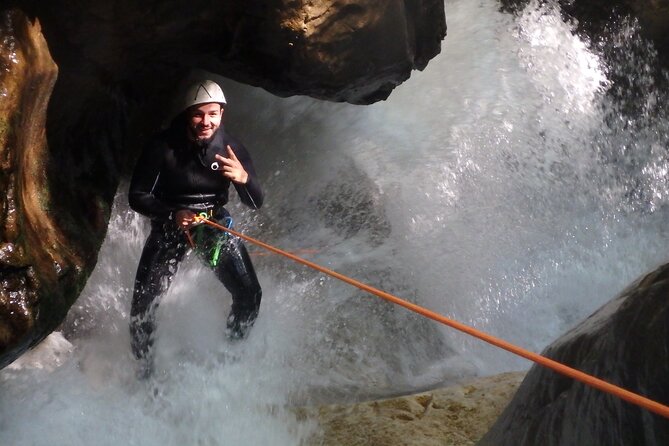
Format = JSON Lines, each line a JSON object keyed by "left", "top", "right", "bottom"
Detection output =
{"left": 0, "top": 10, "right": 90, "bottom": 368}
{"left": 479, "top": 262, "right": 669, "bottom": 446}
{"left": 313, "top": 162, "right": 391, "bottom": 246}
{"left": 15, "top": 0, "right": 447, "bottom": 105}
{"left": 0, "top": 268, "right": 37, "bottom": 348}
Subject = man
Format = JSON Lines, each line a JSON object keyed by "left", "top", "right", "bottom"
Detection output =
{"left": 128, "top": 79, "right": 263, "bottom": 377}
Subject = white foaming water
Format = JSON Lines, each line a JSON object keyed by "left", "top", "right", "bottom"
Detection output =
{"left": 4, "top": 0, "right": 669, "bottom": 444}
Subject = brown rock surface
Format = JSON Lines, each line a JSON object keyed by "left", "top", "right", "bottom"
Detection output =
{"left": 0, "top": 10, "right": 87, "bottom": 368}
{"left": 17, "top": 0, "right": 446, "bottom": 104}
{"left": 300, "top": 372, "right": 524, "bottom": 446}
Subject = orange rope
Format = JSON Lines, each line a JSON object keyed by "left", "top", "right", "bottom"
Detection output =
{"left": 199, "top": 217, "right": 669, "bottom": 419}
{"left": 250, "top": 248, "right": 320, "bottom": 257}
{"left": 185, "top": 229, "right": 195, "bottom": 248}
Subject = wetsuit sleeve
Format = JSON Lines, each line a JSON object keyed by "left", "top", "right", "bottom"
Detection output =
{"left": 128, "top": 139, "right": 177, "bottom": 220}
{"left": 230, "top": 143, "right": 264, "bottom": 209}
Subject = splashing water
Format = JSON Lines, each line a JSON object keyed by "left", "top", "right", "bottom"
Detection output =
{"left": 3, "top": 0, "right": 669, "bottom": 444}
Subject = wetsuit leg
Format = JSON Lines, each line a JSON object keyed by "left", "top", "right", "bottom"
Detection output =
{"left": 211, "top": 236, "right": 262, "bottom": 339}
{"left": 130, "top": 223, "right": 187, "bottom": 368}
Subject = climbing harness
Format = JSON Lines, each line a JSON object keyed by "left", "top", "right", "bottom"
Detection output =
{"left": 194, "top": 217, "right": 669, "bottom": 420}
{"left": 185, "top": 212, "right": 233, "bottom": 267}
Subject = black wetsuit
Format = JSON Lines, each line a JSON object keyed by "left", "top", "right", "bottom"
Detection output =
{"left": 128, "top": 123, "right": 263, "bottom": 365}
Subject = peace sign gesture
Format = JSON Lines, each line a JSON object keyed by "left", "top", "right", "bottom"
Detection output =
{"left": 215, "top": 145, "right": 248, "bottom": 184}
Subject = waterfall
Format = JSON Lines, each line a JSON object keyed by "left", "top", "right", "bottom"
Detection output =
{"left": 2, "top": 0, "right": 669, "bottom": 444}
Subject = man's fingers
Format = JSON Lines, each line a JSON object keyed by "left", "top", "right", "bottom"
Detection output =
{"left": 213, "top": 149, "right": 246, "bottom": 183}
{"left": 226, "top": 145, "right": 239, "bottom": 160}
{"left": 215, "top": 153, "right": 238, "bottom": 167}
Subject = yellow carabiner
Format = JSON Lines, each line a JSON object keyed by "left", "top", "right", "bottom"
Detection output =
{"left": 194, "top": 212, "right": 210, "bottom": 224}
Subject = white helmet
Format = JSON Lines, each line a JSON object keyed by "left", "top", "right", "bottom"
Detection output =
{"left": 182, "top": 80, "right": 226, "bottom": 112}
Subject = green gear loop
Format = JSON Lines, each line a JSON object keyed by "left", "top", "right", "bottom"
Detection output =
{"left": 192, "top": 213, "right": 233, "bottom": 267}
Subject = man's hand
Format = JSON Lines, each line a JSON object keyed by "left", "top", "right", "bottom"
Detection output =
{"left": 215, "top": 145, "right": 248, "bottom": 184}
{"left": 175, "top": 209, "right": 198, "bottom": 231}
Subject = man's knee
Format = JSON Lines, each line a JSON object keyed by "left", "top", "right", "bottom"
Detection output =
{"left": 235, "top": 285, "right": 262, "bottom": 311}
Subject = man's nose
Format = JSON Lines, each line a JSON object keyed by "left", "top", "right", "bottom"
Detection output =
{"left": 202, "top": 115, "right": 211, "bottom": 126}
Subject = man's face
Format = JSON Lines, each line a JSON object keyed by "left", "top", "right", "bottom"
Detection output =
{"left": 186, "top": 102, "right": 223, "bottom": 143}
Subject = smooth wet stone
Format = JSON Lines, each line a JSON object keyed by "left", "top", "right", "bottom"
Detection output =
{"left": 479, "top": 262, "right": 669, "bottom": 446}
